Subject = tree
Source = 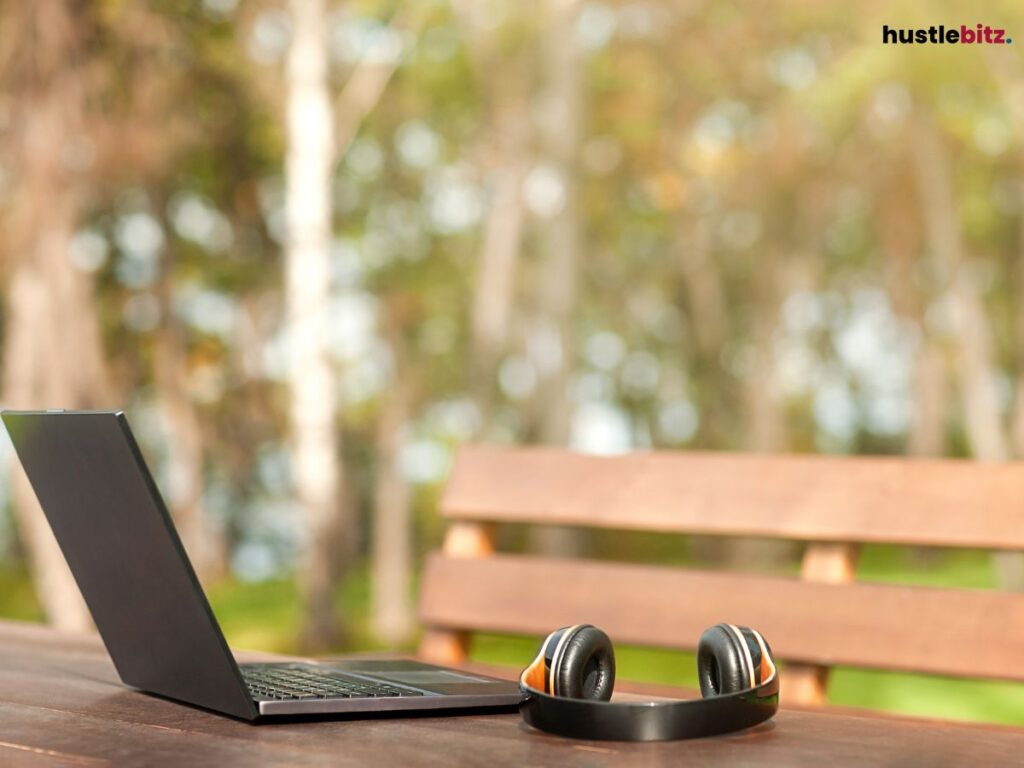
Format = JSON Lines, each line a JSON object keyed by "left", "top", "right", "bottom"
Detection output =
{"left": 370, "top": 298, "right": 416, "bottom": 645}
{"left": 284, "top": 0, "right": 347, "bottom": 648}
{"left": 911, "top": 109, "right": 1023, "bottom": 588}
{"left": 0, "top": 0, "right": 121, "bottom": 632}
{"left": 526, "top": 0, "right": 585, "bottom": 557}
{"left": 449, "top": 0, "right": 532, "bottom": 425}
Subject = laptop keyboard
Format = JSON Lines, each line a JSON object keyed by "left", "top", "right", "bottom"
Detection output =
{"left": 241, "top": 664, "right": 424, "bottom": 701}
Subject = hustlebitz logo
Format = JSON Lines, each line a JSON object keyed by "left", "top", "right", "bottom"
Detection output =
{"left": 882, "top": 24, "right": 1012, "bottom": 45}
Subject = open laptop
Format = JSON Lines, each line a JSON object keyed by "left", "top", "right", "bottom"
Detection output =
{"left": 2, "top": 409, "right": 522, "bottom": 720}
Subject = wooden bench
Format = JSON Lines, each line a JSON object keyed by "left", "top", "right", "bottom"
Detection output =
{"left": 417, "top": 444, "right": 1024, "bottom": 707}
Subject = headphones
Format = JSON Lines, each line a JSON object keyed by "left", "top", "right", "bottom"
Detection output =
{"left": 518, "top": 623, "right": 779, "bottom": 741}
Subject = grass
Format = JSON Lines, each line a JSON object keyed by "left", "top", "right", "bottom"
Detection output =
{"left": 207, "top": 565, "right": 415, "bottom": 655}
{"left": 2, "top": 546, "right": 1023, "bottom": 725}
{"left": 206, "top": 578, "right": 303, "bottom": 653}
{"left": 855, "top": 544, "right": 999, "bottom": 588}
{"left": 0, "top": 564, "right": 44, "bottom": 622}
{"left": 827, "top": 668, "right": 1024, "bottom": 725}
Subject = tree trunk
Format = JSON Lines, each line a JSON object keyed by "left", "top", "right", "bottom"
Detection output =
{"left": 285, "top": 0, "right": 345, "bottom": 648}
{"left": 906, "top": 341, "right": 947, "bottom": 457}
{"left": 528, "top": 0, "right": 584, "bottom": 558}
{"left": 533, "top": 0, "right": 582, "bottom": 445}
{"left": 469, "top": 122, "right": 529, "bottom": 421}
{"left": 152, "top": 202, "right": 221, "bottom": 583}
{"left": 985, "top": 53, "right": 1024, "bottom": 589}
{"left": 153, "top": 308, "right": 214, "bottom": 580}
{"left": 679, "top": 215, "right": 727, "bottom": 356}
{"left": 674, "top": 213, "right": 734, "bottom": 565}
{"left": 745, "top": 301, "right": 786, "bottom": 454}
{"left": 3, "top": 198, "right": 112, "bottom": 632}
{"left": 370, "top": 326, "right": 414, "bottom": 645}
{"left": 453, "top": 5, "right": 533, "bottom": 426}
{"left": 727, "top": 249, "right": 797, "bottom": 572}
{"left": 0, "top": 0, "right": 112, "bottom": 633}
{"left": 912, "top": 115, "right": 1007, "bottom": 458}
{"left": 1013, "top": 209, "right": 1024, "bottom": 461}
{"left": 910, "top": 112, "right": 1022, "bottom": 588}
{"left": 880, "top": 180, "right": 948, "bottom": 458}
{"left": 3, "top": 220, "right": 107, "bottom": 632}
{"left": 911, "top": 114, "right": 1005, "bottom": 456}
{"left": 988, "top": 54, "right": 1024, "bottom": 468}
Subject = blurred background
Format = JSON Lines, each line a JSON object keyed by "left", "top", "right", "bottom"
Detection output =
{"left": 2, "top": 0, "right": 1024, "bottom": 724}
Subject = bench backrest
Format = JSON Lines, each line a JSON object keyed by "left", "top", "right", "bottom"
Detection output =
{"left": 417, "top": 445, "right": 1024, "bottom": 704}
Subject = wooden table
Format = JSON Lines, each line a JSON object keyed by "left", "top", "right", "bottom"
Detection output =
{"left": 1, "top": 620, "right": 1021, "bottom": 767}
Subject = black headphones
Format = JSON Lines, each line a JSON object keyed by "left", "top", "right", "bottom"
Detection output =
{"left": 518, "top": 623, "right": 779, "bottom": 741}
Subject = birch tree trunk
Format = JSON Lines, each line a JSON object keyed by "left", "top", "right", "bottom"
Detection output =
{"left": 0, "top": 0, "right": 112, "bottom": 633}
{"left": 288, "top": 4, "right": 416, "bottom": 647}
{"left": 285, "top": 0, "right": 345, "bottom": 648}
{"left": 528, "top": 0, "right": 584, "bottom": 558}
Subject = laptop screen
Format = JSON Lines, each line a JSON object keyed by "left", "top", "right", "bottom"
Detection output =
{"left": 2, "top": 410, "right": 256, "bottom": 719}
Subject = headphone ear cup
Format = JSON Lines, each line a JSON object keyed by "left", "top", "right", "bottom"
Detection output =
{"left": 553, "top": 625, "right": 615, "bottom": 701}
{"left": 697, "top": 624, "right": 753, "bottom": 698}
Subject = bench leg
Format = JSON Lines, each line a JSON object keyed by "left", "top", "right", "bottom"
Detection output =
{"left": 418, "top": 522, "right": 496, "bottom": 664}
{"left": 785, "top": 542, "right": 860, "bottom": 706}
{"left": 783, "top": 665, "right": 829, "bottom": 706}
{"left": 419, "top": 629, "right": 470, "bottom": 665}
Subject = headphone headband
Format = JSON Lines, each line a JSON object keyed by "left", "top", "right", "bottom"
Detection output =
{"left": 519, "top": 624, "right": 779, "bottom": 742}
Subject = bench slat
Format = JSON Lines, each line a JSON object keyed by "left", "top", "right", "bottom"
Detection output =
{"left": 419, "top": 553, "right": 1024, "bottom": 682}
{"left": 440, "top": 446, "right": 1024, "bottom": 549}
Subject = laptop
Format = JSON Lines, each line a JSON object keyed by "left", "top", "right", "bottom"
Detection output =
{"left": 2, "top": 409, "right": 522, "bottom": 720}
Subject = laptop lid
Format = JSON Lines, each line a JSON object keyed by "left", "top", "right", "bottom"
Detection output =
{"left": 2, "top": 410, "right": 257, "bottom": 720}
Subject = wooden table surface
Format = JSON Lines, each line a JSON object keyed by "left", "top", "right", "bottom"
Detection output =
{"left": 1, "top": 620, "right": 1021, "bottom": 767}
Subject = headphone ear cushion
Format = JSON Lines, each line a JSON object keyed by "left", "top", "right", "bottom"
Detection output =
{"left": 553, "top": 625, "right": 615, "bottom": 701}
{"left": 697, "top": 624, "right": 753, "bottom": 698}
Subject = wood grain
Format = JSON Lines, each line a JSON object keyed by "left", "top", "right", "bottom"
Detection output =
{"left": 419, "top": 553, "right": 1024, "bottom": 682}
{"left": 1, "top": 620, "right": 1022, "bottom": 767}
{"left": 441, "top": 445, "right": 1024, "bottom": 549}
